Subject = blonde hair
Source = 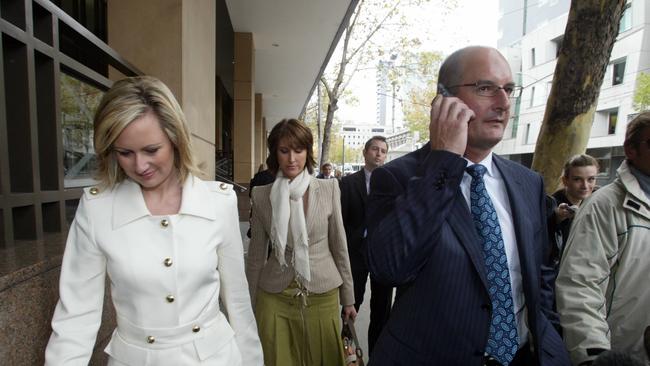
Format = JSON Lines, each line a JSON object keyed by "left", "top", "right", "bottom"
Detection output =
{"left": 93, "top": 76, "right": 200, "bottom": 188}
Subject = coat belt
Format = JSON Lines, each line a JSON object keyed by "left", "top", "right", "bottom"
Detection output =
{"left": 115, "top": 305, "right": 223, "bottom": 350}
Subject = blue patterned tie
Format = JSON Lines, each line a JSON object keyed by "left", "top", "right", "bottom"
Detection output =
{"left": 466, "top": 164, "right": 518, "bottom": 365}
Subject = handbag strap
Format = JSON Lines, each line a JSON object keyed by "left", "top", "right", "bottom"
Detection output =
{"left": 345, "top": 318, "right": 364, "bottom": 360}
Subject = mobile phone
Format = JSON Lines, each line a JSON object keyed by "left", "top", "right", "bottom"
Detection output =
{"left": 567, "top": 205, "right": 579, "bottom": 214}
{"left": 437, "top": 83, "right": 451, "bottom": 97}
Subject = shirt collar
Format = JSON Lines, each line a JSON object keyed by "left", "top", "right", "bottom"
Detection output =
{"left": 112, "top": 175, "right": 215, "bottom": 229}
{"left": 364, "top": 167, "right": 372, "bottom": 181}
{"left": 464, "top": 152, "right": 496, "bottom": 178}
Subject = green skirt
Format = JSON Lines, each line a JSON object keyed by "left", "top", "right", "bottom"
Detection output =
{"left": 255, "top": 283, "right": 346, "bottom": 366}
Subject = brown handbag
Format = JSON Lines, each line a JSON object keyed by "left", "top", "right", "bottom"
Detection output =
{"left": 342, "top": 318, "right": 365, "bottom": 366}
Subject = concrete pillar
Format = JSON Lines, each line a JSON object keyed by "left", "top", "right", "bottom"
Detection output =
{"left": 262, "top": 117, "right": 268, "bottom": 167}
{"left": 233, "top": 33, "right": 255, "bottom": 184}
{"left": 107, "top": 0, "right": 217, "bottom": 180}
{"left": 254, "top": 93, "right": 264, "bottom": 170}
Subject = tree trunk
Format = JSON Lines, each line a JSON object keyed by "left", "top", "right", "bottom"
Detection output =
{"left": 320, "top": 98, "right": 338, "bottom": 166}
{"left": 531, "top": 0, "right": 626, "bottom": 193}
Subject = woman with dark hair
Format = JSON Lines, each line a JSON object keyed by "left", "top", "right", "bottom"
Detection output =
{"left": 246, "top": 118, "right": 356, "bottom": 366}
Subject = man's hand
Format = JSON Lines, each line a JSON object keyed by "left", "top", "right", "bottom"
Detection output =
{"left": 429, "top": 95, "right": 475, "bottom": 154}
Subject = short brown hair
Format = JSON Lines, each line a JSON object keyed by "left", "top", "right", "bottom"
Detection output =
{"left": 364, "top": 136, "right": 388, "bottom": 152}
{"left": 624, "top": 112, "right": 650, "bottom": 149}
{"left": 562, "top": 154, "right": 600, "bottom": 178}
{"left": 266, "top": 119, "right": 316, "bottom": 175}
{"left": 94, "top": 76, "right": 200, "bottom": 188}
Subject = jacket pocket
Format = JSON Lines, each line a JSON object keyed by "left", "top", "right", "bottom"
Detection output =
{"left": 104, "top": 331, "right": 149, "bottom": 366}
{"left": 193, "top": 315, "right": 236, "bottom": 361}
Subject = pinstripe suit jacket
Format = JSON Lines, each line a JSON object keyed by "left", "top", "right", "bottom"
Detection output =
{"left": 365, "top": 145, "right": 570, "bottom": 366}
{"left": 246, "top": 176, "right": 355, "bottom": 307}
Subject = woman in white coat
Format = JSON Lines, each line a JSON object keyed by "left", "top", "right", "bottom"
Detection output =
{"left": 45, "top": 76, "right": 263, "bottom": 366}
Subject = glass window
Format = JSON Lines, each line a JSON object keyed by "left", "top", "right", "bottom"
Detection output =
{"left": 525, "top": 124, "right": 533, "bottom": 144}
{"left": 608, "top": 109, "right": 618, "bottom": 135}
{"left": 613, "top": 59, "right": 626, "bottom": 85}
{"left": 529, "top": 87, "right": 535, "bottom": 107}
{"left": 619, "top": 3, "right": 632, "bottom": 33}
{"left": 552, "top": 36, "right": 563, "bottom": 58}
{"left": 61, "top": 72, "right": 104, "bottom": 188}
{"left": 586, "top": 147, "right": 612, "bottom": 177}
{"left": 531, "top": 48, "right": 536, "bottom": 67}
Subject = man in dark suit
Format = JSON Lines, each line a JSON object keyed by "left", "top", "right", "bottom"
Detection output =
{"left": 317, "top": 162, "right": 334, "bottom": 179}
{"left": 365, "top": 46, "right": 570, "bottom": 366}
{"left": 340, "top": 136, "right": 390, "bottom": 353}
{"left": 246, "top": 166, "right": 275, "bottom": 239}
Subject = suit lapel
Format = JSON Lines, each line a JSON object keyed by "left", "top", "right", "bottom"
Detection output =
{"left": 448, "top": 191, "right": 489, "bottom": 290}
{"left": 354, "top": 170, "right": 368, "bottom": 205}
{"left": 493, "top": 156, "right": 537, "bottom": 305}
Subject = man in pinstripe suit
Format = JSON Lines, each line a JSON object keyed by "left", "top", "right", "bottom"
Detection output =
{"left": 365, "top": 46, "right": 570, "bottom": 366}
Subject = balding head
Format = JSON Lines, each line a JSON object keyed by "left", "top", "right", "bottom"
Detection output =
{"left": 438, "top": 46, "right": 509, "bottom": 95}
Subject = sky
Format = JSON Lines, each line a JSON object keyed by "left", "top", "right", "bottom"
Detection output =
{"left": 338, "top": 0, "right": 500, "bottom": 126}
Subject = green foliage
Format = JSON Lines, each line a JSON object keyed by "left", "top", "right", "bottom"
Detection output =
{"left": 60, "top": 73, "right": 104, "bottom": 153}
{"left": 401, "top": 51, "right": 443, "bottom": 143}
{"left": 633, "top": 72, "right": 650, "bottom": 112}
{"left": 305, "top": 0, "right": 457, "bottom": 164}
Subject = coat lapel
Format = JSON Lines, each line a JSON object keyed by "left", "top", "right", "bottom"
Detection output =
{"left": 306, "top": 176, "right": 319, "bottom": 236}
{"left": 448, "top": 192, "right": 489, "bottom": 290}
{"left": 354, "top": 170, "right": 368, "bottom": 205}
{"left": 112, "top": 179, "right": 150, "bottom": 229}
{"left": 178, "top": 176, "right": 217, "bottom": 220}
{"left": 493, "top": 156, "right": 537, "bottom": 305}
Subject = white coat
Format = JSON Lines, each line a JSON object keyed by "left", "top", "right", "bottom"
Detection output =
{"left": 556, "top": 160, "right": 650, "bottom": 365}
{"left": 44, "top": 175, "right": 263, "bottom": 366}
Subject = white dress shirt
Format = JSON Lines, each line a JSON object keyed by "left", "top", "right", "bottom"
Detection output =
{"left": 460, "top": 153, "right": 529, "bottom": 348}
{"left": 364, "top": 168, "right": 372, "bottom": 194}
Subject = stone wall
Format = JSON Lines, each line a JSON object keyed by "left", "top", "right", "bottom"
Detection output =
{"left": 0, "top": 234, "right": 115, "bottom": 365}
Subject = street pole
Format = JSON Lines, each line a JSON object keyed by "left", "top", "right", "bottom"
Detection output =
{"left": 317, "top": 82, "right": 322, "bottom": 163}
{"left": 342, "top": 135, "right": 345, "bottom": 171}
{"left": 391, "top": 80, "right": 396, "bottom": 133}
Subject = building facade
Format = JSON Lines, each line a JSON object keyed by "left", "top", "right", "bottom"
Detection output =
{"left": 0, "top": 0, "right": 356, "bottom": 363}
{"left": 495, "top": 0, "right": 643, "bottom": 186}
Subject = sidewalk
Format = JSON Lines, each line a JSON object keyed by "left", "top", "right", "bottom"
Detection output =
{"left": 240, "top": 222, "right": 371, "bottom": 364}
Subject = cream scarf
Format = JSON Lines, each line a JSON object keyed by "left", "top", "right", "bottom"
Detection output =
{"left": 270, "top": 169, "right": 311, "bottom": 282}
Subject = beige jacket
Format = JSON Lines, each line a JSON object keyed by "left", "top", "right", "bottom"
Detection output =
{"left": 246, "top": 176, "right": 355, "bottom": 306}
{"left": 556, "top": 160, "right": 650, "bottom": 365}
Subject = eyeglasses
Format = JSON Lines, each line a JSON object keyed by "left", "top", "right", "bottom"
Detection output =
{"left": 447, "top": 82, "right": 523, "bottom": 98}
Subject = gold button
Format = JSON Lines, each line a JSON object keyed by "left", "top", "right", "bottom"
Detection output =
{"left": 219, "top": 183, "right": 228, "bottom": 190}
{"left": 166, "top": 294, "right": 175, "bottom": 303}
{"left": 89, "top": 187, "right": 99, "bottom": 195}
{"left": 160, "top": 219, "right": 169, "bottom": 228}
{"left": 164, "top": 257, "right": 173, "bottom": 267}
{"left": 147, "top": 336, "right": 155, "bottom": 344}
{"left": 192, "top": 325, "right": 200, "bottom": 333}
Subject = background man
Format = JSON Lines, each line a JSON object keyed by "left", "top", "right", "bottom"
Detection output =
{"left": 317, "top": 162, "right": 334, "bottom": 179}
{"left": 365, "top": 46, "right": 569, "bottom": 365}
{"left": 556, "top": 113, "right": 650, "bottom": 365}
{"left": 340, "top": 136, "right": 390, "bottom": 353}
